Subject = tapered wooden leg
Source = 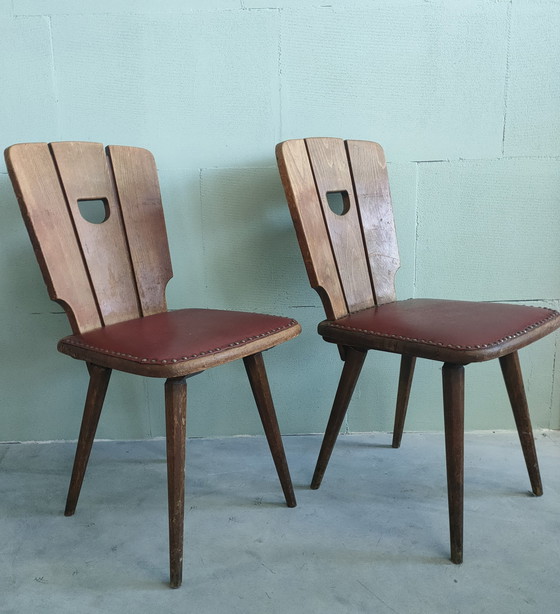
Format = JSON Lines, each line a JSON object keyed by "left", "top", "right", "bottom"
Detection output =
{"left": 65, "top": 364, "right": 112, "bottom": 516}
{"left": 442, "top": 363, "right": 464, "bottom": 565}
{"left": 499, "top": 352, "right": 542, "bottom": 496}
{"left": 165, "top": 377, "right": 187, "bottom": 589}
{"left": 243, "top": 353, "right": 296, "bottom": 508}
{"left": 392, "top": 355, "right": 416, "bottom": 449}
{"left": 311, "top": 347, "right": 368, "bottom": 490}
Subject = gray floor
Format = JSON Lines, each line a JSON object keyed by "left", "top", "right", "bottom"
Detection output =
{"left": 1, "top": 431, "right": 559, "bottom": 613}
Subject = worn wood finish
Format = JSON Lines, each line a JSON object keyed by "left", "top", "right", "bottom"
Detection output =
{"left": 50, "top": 141, "right": 142, "bottom": 327}
{"left": 5, "top": 143, "right": 101, "bottom": 333}
{"left": 305, "top": 138, "right": 376, "bottom": 314}
{"left": 310, "top": 347, "right": 368, "bottom": 490}
{"left": 7, "top": 141, "right": 300, "bottom": 588}
{"left": 107, "top": 145, "right": 172, "bottom": 317}
{"left": 391, "top": 355, "right": 416, "bottom": 449}
{"left": 499, "top": 352, "right": 543, "bottom": 496}
{"left": 276, "top": 139, "right": 347, "bottom": 320}
{"left": 277, "top": 136, "right": 559, "bottom": 564}
{"left": 442, "top": 363, "right": 464, "bottom": 565}
{"left": 346, "top": 140, "right": 399, "bottom": 305}
{"left": 243, "top": 353, "right": 296, "bottom": 508}
{"left": 65, "top": 363, "right": 112, "bottom": 516}
{"left": 165, "top": 377, "right": 187, "bottom": 589}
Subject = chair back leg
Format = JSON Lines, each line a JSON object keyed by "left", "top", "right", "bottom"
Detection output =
{"left": 65, "top": 364, "right": 112, "bottom": 516}
{"left": 311, "top": 347, "right": 367, "bottom": 490}
{"left": 243, "top": 353, "right": 296, "bottom": 508}
{"left": 165, "top": 376, "right": 187, "bottom": 589}
{"left": 392, "top": 355, "right": 416, "bottom": 448}
{"left": 442, "top": 363, "right": 464, "bottom": 565}
{"left": 499, "top": 352, "right": 543, "bottom": 496}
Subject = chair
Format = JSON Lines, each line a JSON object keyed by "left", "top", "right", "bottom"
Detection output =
{"left": 276, "top": 137, "right": 560, "bottom": 563}
{"left": 5, "top": 141, "right": 301, "bottom": 588}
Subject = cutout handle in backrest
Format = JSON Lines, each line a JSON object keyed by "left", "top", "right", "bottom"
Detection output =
{"left": 305, "top": 138, "right": 376, "bottom": 314}
{"left": 77, "top": 198, "right": 110, "bottom": 224}
{"left": 326, "top": 191, "right": 350, "bottom": 216}
{"left": 49, "top": 142, "right": 142, "bottom": 327}
{"left": 276, "top": 138, "right": 400, "bottom": 319}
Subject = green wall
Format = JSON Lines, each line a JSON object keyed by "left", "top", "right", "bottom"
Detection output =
{"left": 1, "top": 0, "right": 559, "bottom": 442}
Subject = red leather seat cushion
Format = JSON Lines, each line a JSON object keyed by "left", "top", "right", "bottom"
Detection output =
{"left": 59, "top": 309, "right": 298, "bottom": 366}
{"left": 319, "top": 299, "right": 560, "bottom": 362}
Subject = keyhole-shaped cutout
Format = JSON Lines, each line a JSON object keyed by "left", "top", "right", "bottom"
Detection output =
{"left": 77, "top": 198, "right": 110, "bottom": 224}
{"left": 326, "top": 191, "right": 350, "bottom": 216}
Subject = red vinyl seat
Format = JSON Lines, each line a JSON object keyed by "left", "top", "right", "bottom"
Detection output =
{"left": 319, "top": 298, "right": 559, "bottom": 363}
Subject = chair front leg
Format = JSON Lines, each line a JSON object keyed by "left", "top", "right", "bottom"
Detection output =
{"left": 243, "top": 352, "right": 296, "bottom": 508}
{"left": 311, "top": 347, "right": 368, "bottom": 490}
{"left": 392, "top": 354, "right": 416, "bottom": 448}
{"left": 442, "top": 362, "right": 464, "bottom": 565}
{"left": 65, "top": 363, "right": 112, "bottom": 516}
{"left": 165, "top": 376, "right": 187, "bottom": 589}
{"left": 499, "top": 351, "right": 542, "bottom": 496}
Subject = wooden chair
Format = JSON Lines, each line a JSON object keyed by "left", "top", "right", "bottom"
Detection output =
{"left": 5, "top": 141, "right": 301, "bottom": 588}
{"left": 276, "top": 137, "right": 560, "bottom": 564}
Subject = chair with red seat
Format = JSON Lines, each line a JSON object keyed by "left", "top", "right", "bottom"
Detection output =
{"left": 6, "top": 141, "right": 301, "bottom": 587}
{"left": 276, "top": 137, "right": 560, "bottom": 563}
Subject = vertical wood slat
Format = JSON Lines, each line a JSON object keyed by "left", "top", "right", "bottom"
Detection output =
{"left": 304, "top": 138, "right": 376, "bottom": 314}
{"left": 108, "top": 146, "right": 172, "bottom": 317}
{"left": 346, "top": 140, "right": 400, "bottom": 305}
{"left": 5, "top": 143, "right": 102, "bottom": 333}
{"left": 50, "top": 142, "right": 141, "bottom": 326}
{"left": 276, "top": 140, "right": 347, "bottom": 320}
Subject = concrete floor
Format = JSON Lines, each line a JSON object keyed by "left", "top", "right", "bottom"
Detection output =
{"left": 1, "top": 431, "right": 559, "bottom": 613}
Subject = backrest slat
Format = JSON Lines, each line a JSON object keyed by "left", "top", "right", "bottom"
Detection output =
{"left": 346, "top": 140, "right": 399, "bottom": 305}
{"left": 108, "top": 146, "right": 172, "bottom": 317}
{"left": 5, "top": 143, "right": 102, "bottom": 333}
{"left": 276, "top": 139, "right": 347, "bottom": 319}
{"left": 49, "top": 142, "right": 141, "bottom": 326}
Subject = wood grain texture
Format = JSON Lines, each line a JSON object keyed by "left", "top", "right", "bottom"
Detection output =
{"left": 346, "top": 139, "right": 399, "bottom": 305}
{"left": 276, "top": 138, "right": 400, "bottom": 317}
{"left": 108, "top": 145, "right": 172, "bottom": 317}
{"left": 5, "top": 143, "right": 102, "bottom": 333}
{"left": 276, "top": 139, "right": 347, "bottom": 319}
{"left": 49, "top": 141, "right": 141, "bottom": 326}
{"left": 7, "top": 142, "right": 174, "bottom": 330}
{"left": 305, "top": 138, "right": 376, "bottom": 313}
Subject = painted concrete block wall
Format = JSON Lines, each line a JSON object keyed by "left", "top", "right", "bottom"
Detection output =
{"left": 0, "top": 0, "right": 558, "bottom": 442}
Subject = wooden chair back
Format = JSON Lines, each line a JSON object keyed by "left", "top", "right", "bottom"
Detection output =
{"left": 5, "top": 142, "right": 173, "bottom": 334}
{"left": 276, "top": 138, "right": 400, "bottom": 320}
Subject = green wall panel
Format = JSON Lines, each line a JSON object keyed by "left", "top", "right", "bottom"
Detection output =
{"left": 1, "top": 1, "right": 558, "bottom": 441}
